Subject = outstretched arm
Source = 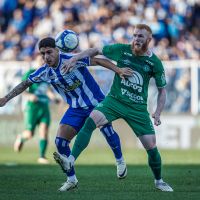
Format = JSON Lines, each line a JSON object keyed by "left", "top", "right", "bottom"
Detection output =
{"left": 91, "top": 57, "right": 133, "bottom": 79}
{"left": 61, "top": 48, "right": 102, "bottom": 74}
{"left": 152, "top": 87, "right": 166, "bottom": 126}
{"left": 0, "top": 79, "right": 33, "bottom": 107}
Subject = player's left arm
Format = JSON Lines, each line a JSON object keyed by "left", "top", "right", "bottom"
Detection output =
{"left": 91, "top": 57, "right": 133, "bottom": 79}
{"left": 152, "top": 59, "right": 167, "bottom": 126}
{"left": 0, "top": 79, "right": 33, "bottom": 107}
{"left": 152, "top": 87, "right": 166, "bottom": 126}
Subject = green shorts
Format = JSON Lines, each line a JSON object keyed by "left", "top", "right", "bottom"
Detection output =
{"left": 24, "top": 102, "right": 50, "bottom": 132}
{"left": 95, "top": 96, "right": 155, "bottom": 137}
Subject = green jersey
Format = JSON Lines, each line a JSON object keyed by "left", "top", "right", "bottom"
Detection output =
{"left": 102, "top": 44, "right": 166, "bottom": 108}
{"left": 22, "top": 69, "right": 50, "bottom": 104}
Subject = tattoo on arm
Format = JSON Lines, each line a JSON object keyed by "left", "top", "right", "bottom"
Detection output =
{"left": 156, "top": 88, "right": 166, "bottom": 115}
{"left": 5, "top": 79, "right": 32, "bottom": 101}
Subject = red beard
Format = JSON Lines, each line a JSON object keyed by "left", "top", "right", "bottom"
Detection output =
{"left": 132, "top": 42, "right": 148, "bottom": 55}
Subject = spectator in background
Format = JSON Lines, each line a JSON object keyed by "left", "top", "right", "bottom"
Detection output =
{"left": 0, "top": 0, "right": 199, "bottom": 114}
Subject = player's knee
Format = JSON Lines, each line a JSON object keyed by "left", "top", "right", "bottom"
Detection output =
{"left": 90, "top": 110, "right": 108, "bottom": 128}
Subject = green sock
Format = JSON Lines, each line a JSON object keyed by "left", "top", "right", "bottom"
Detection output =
{"left": 72, "top": 117, "right": 96, "bottom": 160}
{"left": 39, "top": 139, "right": 48, "bottom": 158}
{"left": 147, "top": 147, "right": 162, "bottom": 180}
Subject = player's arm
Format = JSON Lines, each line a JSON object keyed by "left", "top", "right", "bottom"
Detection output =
{"left": 0, "top": 79, "right": 33, "bottom": 107}
{"left": 91, "top": 57, "right": 133, "bottom": 79}
{"left": 152, "top": 87, "right": 166, "bottom": 126}
{"left": 62, "top": 48, "right": 102, "bottom": 73}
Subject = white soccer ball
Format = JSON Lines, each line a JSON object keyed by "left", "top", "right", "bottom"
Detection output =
{"left": 55, "top": 30, "right": 79, "bottom": 52}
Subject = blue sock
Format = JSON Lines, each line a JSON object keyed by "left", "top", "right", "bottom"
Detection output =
{"left": 55, "top": 137, "right": 75, "bottom": 177}
{"left": 100, "top": 124, "right": 122, "bottom": 160}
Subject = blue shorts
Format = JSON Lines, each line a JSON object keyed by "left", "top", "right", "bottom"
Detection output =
{"left": 60, "top": 107, "right": 94, "bottom": 132}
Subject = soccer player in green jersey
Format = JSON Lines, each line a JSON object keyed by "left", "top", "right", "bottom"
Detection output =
{"left": 14, "top": 55, "right": 59, "bottom": 164}
{"left": 54, "top": 24, "right": 173, "bottom": 192}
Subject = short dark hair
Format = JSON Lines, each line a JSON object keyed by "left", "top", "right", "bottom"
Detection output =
{"left": 38, "top": 37, "right": 56, "bottom": 49}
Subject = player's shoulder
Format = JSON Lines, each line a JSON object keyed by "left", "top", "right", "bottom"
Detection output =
{"left": 104, "top": 43, "right": 130, "bottom": 49}
{"left": 150, "top": 52, "right": 163, "bottom": 66}
{"left": 59, "top": 51, "right": 73, "bottom": 59}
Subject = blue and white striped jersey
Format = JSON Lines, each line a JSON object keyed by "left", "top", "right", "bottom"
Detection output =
{"left": 28, "top": 52, "right": 105, "bottom": 108}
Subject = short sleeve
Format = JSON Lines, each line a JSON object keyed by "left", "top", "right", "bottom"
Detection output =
{"left": 102, "top": 44, "right": 127, "bottom": 62}
{"left": 28, "top": 67, "right": 46, "bottom": 83}
{"left": 153, "top": 59, "right": 167, "bottom": 88}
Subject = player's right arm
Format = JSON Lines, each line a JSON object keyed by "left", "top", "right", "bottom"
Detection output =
{"left": 61, "top": 48, "right": 102, "bottom": 73}
{"left": 0, "top": 79, "right": 33, "bottom": 107}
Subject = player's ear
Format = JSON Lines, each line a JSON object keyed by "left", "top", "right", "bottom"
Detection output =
{"left": 147, "top": 35, "right": 152, "bottom": 44}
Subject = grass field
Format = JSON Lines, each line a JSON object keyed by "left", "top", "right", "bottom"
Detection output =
{"left": 0, "top": 146, "right": 200, "bottom": 200}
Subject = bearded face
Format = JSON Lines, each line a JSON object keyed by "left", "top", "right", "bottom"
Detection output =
{"left": 131, "top": 28, "right": 151, "bottom": 55}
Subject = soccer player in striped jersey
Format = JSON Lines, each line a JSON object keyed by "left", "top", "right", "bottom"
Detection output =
{"left": 0, "top": 37, "right": 133, "bottom": 191}
{"left": 55, "top": 24, "right": 173, "bottom": 192}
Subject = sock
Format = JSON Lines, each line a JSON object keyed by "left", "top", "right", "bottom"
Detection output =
{"left": 71, "top": 117, "right": 96, "bottom": 159}
{"left": 55, "top": 137, "right": 75, "bottom": 177}
{"left": 39, "top": 139, "right": 48, "bottom": 158}
{"left": 100, "top": 124, "right": 122, "bottom": 160}
{"left": 147, "top": 147, "right": 162, "bottom": 180}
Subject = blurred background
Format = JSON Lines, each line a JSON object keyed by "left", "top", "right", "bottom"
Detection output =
{"left": 0, "top": 0, "right": 199, "bottom": 151}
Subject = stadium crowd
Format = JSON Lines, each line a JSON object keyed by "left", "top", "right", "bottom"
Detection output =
{"left": 0, "top": 0, "right": 199, "bottom": 113}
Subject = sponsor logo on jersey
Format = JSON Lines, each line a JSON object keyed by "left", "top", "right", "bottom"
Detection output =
{"left": 121, "top": 70, "right": 143, "bottom": 92}
{"left": 124, "top": 52, "right": 132, "bottom": 57}
{"left": 59, "top": 79, "right": 82, "bottom": 92}
{"left": 121, "top": 59, "right": 132, "bottom": 66}
{"left": 145, "top": 60, "right": 154, "bottom": 66}
{"left": 32, "top": 76, "right": 41, "bottom": 82}
{"left": 121, "top": 88, "right": 144, "bottom": 103}
{"left": 161, "top": 72, "right": 166, "bottom": 84}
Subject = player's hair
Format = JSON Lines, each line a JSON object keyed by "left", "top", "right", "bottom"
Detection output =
{"left": 38, "top": 37, "right": 56, "bottom": 49}
{"left": 135, "top": 24, "right": 152, "bottom": 34}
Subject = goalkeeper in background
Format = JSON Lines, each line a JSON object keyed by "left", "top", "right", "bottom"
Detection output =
{"left": 14, "top": 55, "right": 60, "bottom": 164}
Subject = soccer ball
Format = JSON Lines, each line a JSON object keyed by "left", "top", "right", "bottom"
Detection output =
{"left": 55, "top": 30, "right": 79, "bottom": 52}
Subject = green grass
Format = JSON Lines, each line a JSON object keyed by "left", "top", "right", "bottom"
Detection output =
{"left": 0, "top": 147, "right": 200, "bottom": 200}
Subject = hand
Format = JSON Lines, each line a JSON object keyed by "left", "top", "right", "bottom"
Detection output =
{"left": 0, "top": 97, "right": 8, "bottom": 107}
{"left": 118, "top": 67, "right": 134, "bottom": 79}
{"left": 152, "top": 112, "right": 161, "bottom": 126}
{"left": 61, "top": 58, "right": 77, "bottom": 74}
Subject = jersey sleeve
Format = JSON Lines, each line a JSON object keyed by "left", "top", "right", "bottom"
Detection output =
{"left": 79, "top": 57, "right": 90, "bottom": 66}
{"left": 102, "top": 44, "right": 126, "bottom": 62}
{"left": 22, "top": 69, "right": 34, "bottom": 81}
{"left": 76, "top": 56, "right": 90, "bottom": 68}
{"left": 28, "top": 66, "right": 46, "bottom": 83}
{"left": 153, "top": 59, "right": 167, "bottom": 88}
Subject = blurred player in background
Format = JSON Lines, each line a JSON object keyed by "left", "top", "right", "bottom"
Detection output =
{"left": 0, "top": 37, "right": 133, "bottom": 191}
{"left": 54, "top": 24, "right": 174, "bottom": 192}
{"left": 14, "top": 55, "right": 60, "bottom": 164}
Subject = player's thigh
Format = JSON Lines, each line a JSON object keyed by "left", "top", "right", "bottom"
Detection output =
{"left": 39, "top": 105, "right": 51, "bottom": 127}
{"left": 23, "top": 104, "right": 38, "bottom": 133}
{"left": 58, "top": 107, "right": 94, "bottom": 140}
{"left": 94, "top": 100, "right": 121, "bottom": 127}
{"left": 125, "top": 113, "right": 155, "bottom": 137}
